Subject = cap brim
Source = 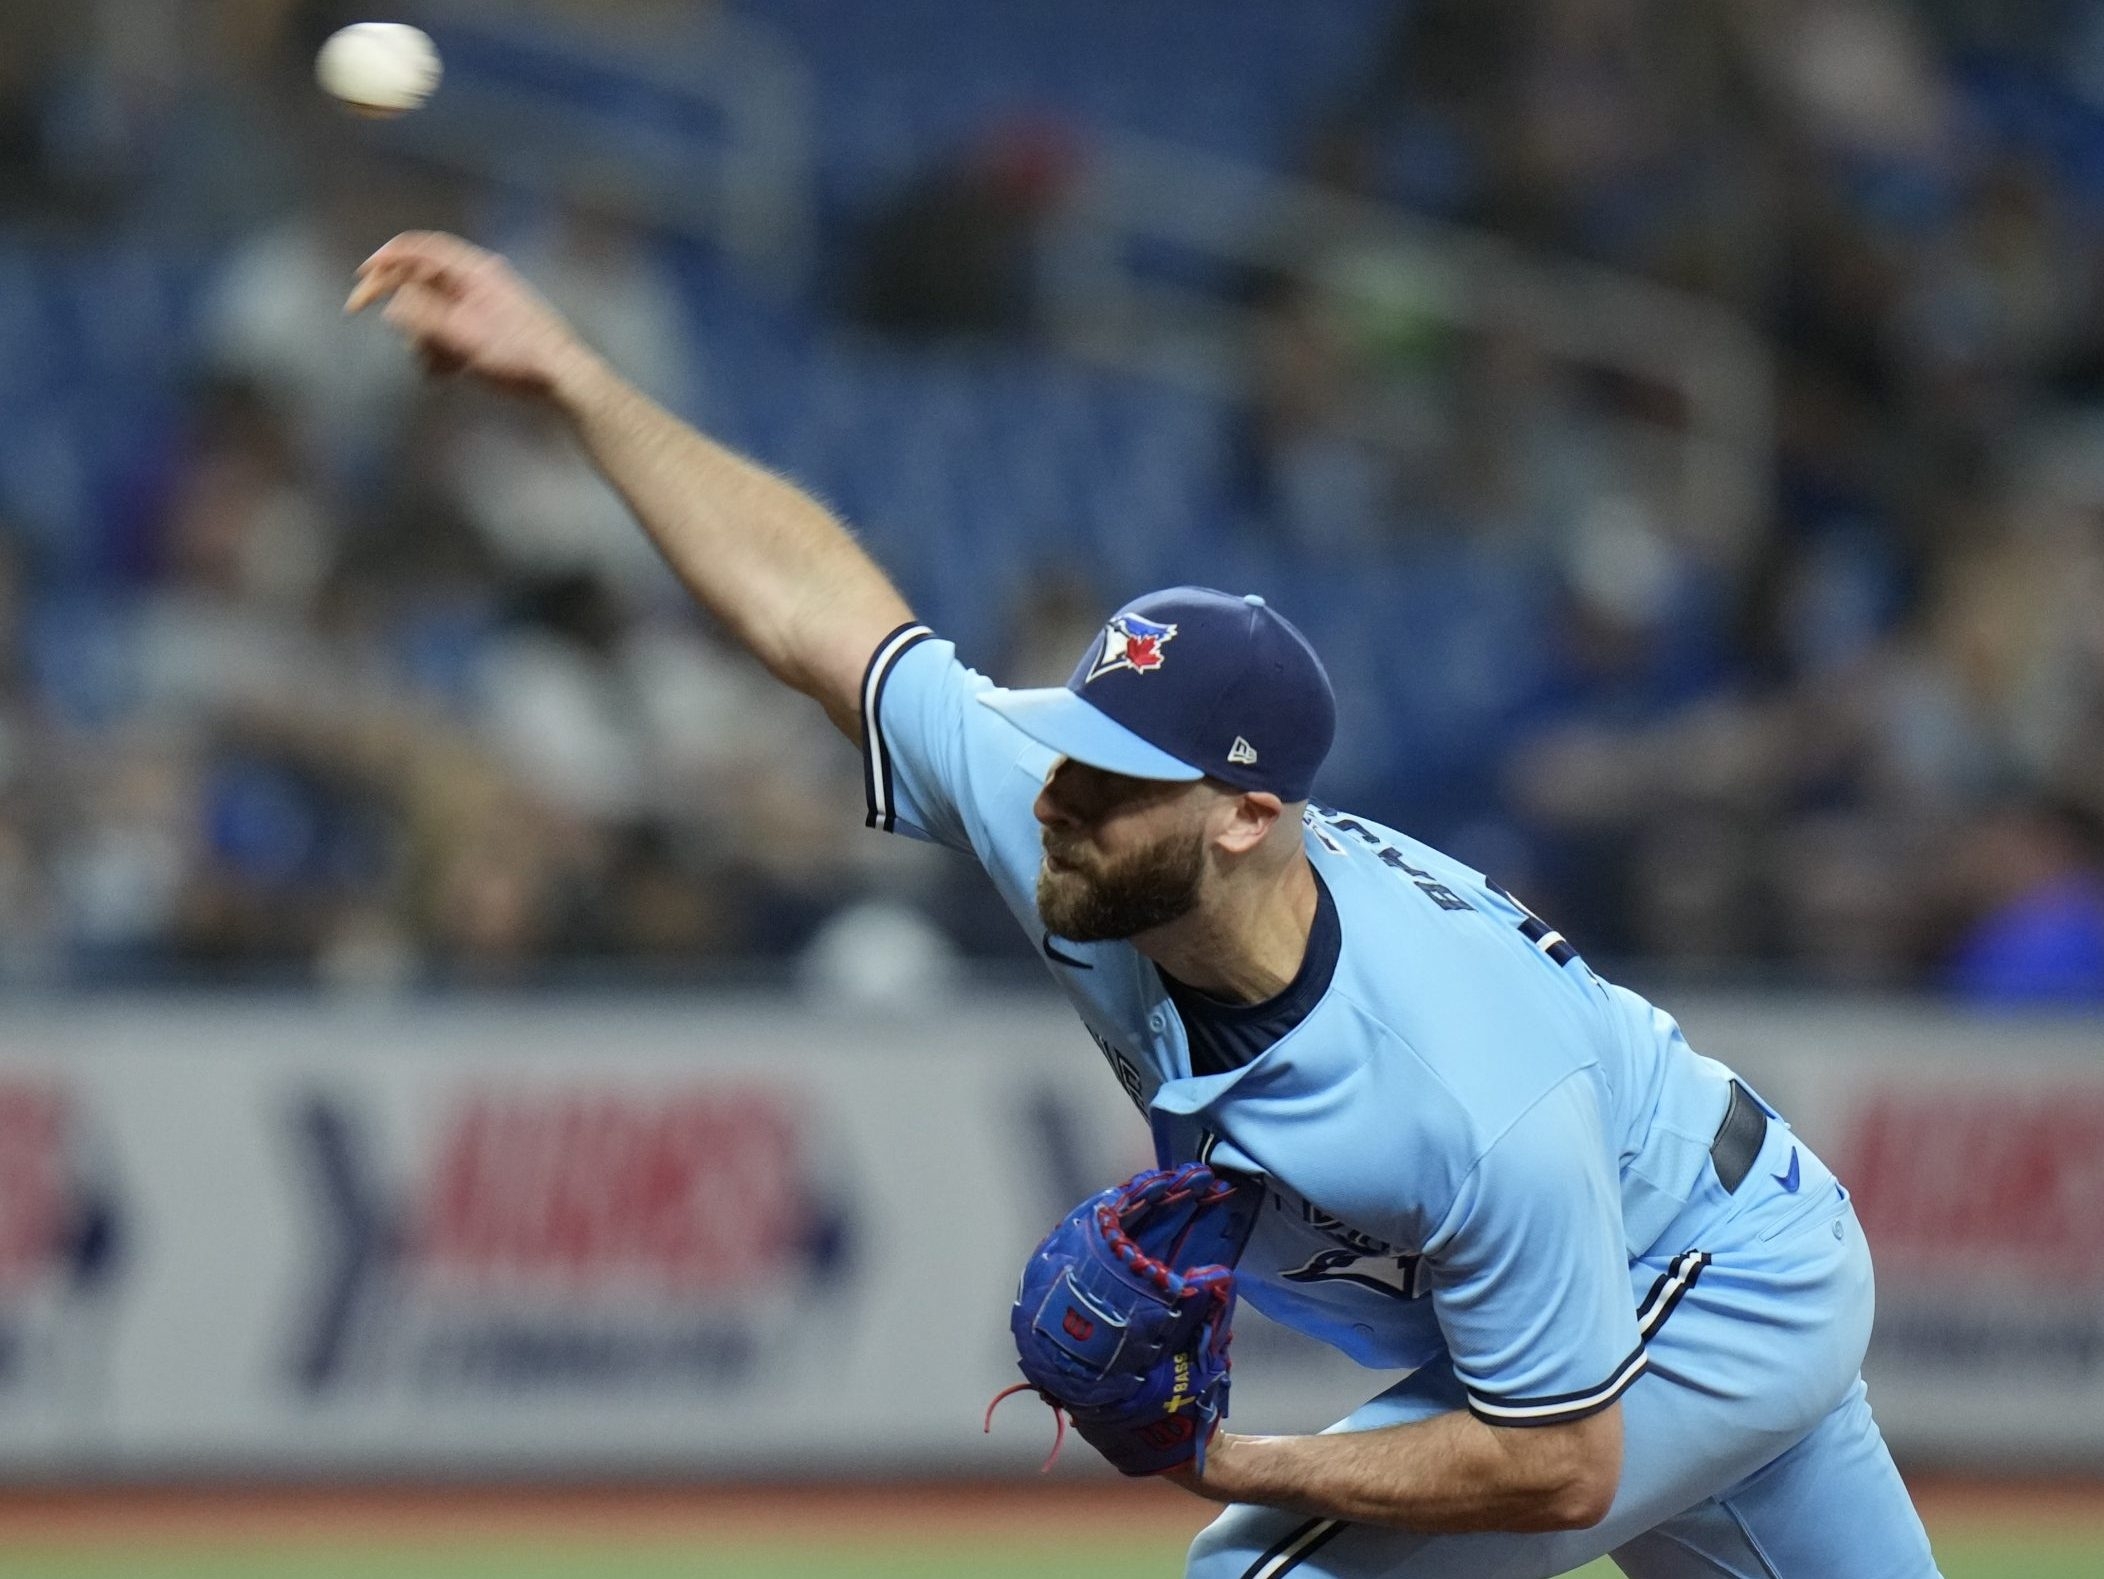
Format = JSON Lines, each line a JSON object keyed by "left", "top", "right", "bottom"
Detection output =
{"left": 977, "top": 687, "right": 1204, "bottom": 782}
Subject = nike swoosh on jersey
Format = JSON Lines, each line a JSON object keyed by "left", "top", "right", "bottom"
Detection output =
{"left": 1041, "top": 934, "right": 1094, "bottom": 970}
{"left": 1773, "top": 1148, "right": 1801, "bottom": 1193}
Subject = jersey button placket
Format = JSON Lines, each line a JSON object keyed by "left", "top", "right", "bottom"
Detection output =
{"left": 1146, "top": 1008, "right": 1182, "bottom": 1084}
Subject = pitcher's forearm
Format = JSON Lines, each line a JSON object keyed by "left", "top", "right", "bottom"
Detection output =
{"left": 551, "top": 350, "right": 913, "bottom": 723}
{"left": 1187, "top": 1407, "right": 1620, "bottom": 1535}
{"left": 349, "top": 229, "right": 914, "bottom": 731}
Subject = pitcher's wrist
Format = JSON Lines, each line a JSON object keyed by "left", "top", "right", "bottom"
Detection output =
{"left": 547, "top": 338, "right": 614, "bottom": 413}
{"left": 1173, "top": 1430, "right": 1247, "bottom": 1503}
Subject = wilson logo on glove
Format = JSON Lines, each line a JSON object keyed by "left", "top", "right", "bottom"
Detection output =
{"left": 1137, "top": 1415, "right": 1198, "bottom": 1449}
{"left": 985, "top": 1163, "right": 1260, "bottom": 1477}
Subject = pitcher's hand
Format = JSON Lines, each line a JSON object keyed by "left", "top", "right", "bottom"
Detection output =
{"left": 347, "top": 231, "right": 599, "bottom": 396}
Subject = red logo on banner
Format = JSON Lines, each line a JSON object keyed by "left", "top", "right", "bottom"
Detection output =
{"left": 0, "top": 1085, "right": 67, "bottom": 1290}
{"left": 1062, "top": 1307, "right": 1095, "bottom": 1342}
{"left": 1845, "top": 1086, "right": 2104, "bottom": 1277}
{"left": 414, "top": 1086, "right": 809, "bottom": 1293}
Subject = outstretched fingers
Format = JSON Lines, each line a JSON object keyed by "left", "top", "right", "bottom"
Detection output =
{"left": 347, "top": 259, "right": 433, "bottom": 316}
{"left": 346, "top": 230, "right": 490, "bottom": 315}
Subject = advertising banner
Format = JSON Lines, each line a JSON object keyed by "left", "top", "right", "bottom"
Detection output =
{"left": 0, "top": 1074, "right": 125, "bottom": 1460}
{"left": 0, "top": 994, "right": 2096, "bottom": 1474}
{"left": 0, "top": 998, "right": 1370, "bottom": 1476}
{"left": 1680, "top": 999, "right": 2104, "bottom": 1466}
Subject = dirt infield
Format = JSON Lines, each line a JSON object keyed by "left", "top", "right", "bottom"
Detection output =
{"left": 0, "top": 1481, "right": 1214, "bottom": 1547}
{"left": 0, "top": 1477, "right": 2094, "bottom": 1548}
{"left": 1903, "top": 1476, "right": 2104, "bottom": 1530}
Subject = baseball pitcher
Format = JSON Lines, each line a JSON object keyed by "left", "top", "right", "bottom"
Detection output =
{"left": 352, "top": 233, "right": 1943, "bottom": 1578}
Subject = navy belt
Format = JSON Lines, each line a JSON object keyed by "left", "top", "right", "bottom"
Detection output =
{"left": 1709, "top": 1080, "right": 1769, "bottom": 1195}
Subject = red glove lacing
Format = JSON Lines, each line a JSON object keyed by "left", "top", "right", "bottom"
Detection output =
{"left": 984, "top": 1382, "right": 1069, "bottom": 1471}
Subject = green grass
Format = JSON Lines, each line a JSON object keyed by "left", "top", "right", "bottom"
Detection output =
{"left": 0, "top": 1550, "right": 1160, "bottom": 1578}
{"left": 2, "top": 1538, "right": 2098, "bottom": 1579}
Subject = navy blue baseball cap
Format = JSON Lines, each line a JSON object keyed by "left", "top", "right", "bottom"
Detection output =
{"left": 977, "top": 586, "right": 1335, "bottom": 802}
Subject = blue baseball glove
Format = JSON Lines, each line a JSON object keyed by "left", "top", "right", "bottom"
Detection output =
{"left": 989, "top": 1163, "right": 1260, "bottom": 1477}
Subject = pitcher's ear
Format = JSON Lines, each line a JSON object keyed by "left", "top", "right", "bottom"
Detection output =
{"left": 1212, "top": 788, "right": 1284, "bottom": 856}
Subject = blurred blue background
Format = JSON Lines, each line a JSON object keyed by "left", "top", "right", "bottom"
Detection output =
{"left": 1, "top": 0, "right": 2101, "bottom": 999}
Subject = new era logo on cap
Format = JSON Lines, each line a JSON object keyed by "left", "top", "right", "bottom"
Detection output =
{"left": 976, "top": 586, "right": 1336, "bottom": 802}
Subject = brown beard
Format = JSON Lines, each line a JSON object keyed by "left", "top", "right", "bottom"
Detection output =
{"left": 1037, "top": 825, "right": 1207, "bottom": 942}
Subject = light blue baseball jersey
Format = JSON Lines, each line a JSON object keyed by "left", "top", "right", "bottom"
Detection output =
{"left": 863, "top": 626, "right": 1793, "bottom": 1429}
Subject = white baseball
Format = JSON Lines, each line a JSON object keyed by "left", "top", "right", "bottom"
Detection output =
{"left": 316, "top": 23, "right": 443, "bottom": 118}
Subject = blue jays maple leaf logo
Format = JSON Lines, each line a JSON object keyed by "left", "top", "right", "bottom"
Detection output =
{"left": 1085, "top": 615, "right": 1178, "bottom": 683}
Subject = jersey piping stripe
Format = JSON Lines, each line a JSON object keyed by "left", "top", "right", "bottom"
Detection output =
{"left": 1466, "top": 1250, "right": 1713, "bottom": 1428}
{"left": 1239, "top": 1517, "right": 1344, "bottom": 1579}
{"left": 1464, "top": 1343, "right": 1648, "bottom": 1426}
{"left": 1515, "top": 913, "right": 1580, "bottom": 966}
{"left": 860, "top": 622, "right": 934, "bottom": 833}
{"left": 1636, "top": 1250, "right": 1712, "bottom": 1340}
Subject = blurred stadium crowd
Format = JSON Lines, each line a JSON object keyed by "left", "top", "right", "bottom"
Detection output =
{"left": 1, "top": 0, "right": 2102, "bottom": 997}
